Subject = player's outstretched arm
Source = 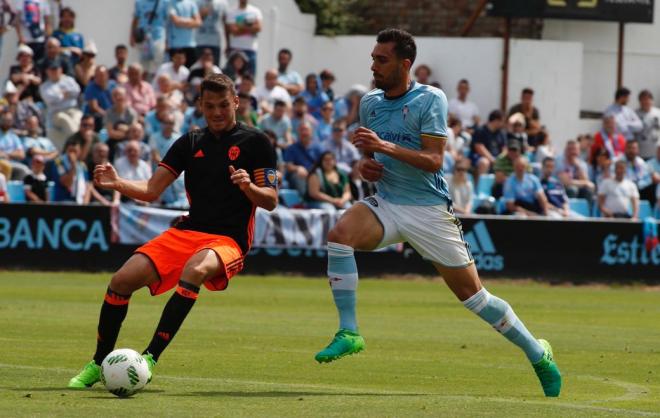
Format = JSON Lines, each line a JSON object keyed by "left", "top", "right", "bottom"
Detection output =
{"left": 229, "top": 165, "right": 278, "bottom": 211}
{"left": 353, "top": 127, "right": 445, "bottom": 173}
{"left": 94, "top": 164, "right": 176, "bottom": 203}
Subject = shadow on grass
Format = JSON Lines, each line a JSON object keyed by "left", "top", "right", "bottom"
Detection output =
{"left": 172, "top": 391, "right": 430, "bottom": 398}
{"left": 6, "top": 387, "right": 164, "bottom": 395}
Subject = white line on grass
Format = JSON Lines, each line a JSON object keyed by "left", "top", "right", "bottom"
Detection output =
{"left": 0, "top": 363, "right": 658, "bottom": 416}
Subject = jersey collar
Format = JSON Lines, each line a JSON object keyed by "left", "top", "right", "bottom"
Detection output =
{"left": 384, "top": 81, "right": 415, "bottom": 101}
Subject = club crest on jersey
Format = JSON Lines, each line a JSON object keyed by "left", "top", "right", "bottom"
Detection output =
{"left": 402, "top": 105, "right": 409, "bottom": 120}
{"left": 228, "top": 146, "right": 240, "bottom": 161}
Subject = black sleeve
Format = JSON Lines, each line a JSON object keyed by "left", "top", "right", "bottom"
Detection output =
{"left": 159, "top": 133, "right": 190, "bottom": 177}
{"left": 249, "top": 132, "right": 278, "bottom": 188}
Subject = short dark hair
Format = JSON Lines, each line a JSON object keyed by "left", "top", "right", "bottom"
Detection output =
{"left": 459, "top": 79, "right": 469, "bottom": 85}
{"left": 278, "top": 48, "right": 292, "bottom": 57}
{"left": 115, "top": 44, "right": 127, "bottom": 52}
{"left": 64, "top": 138, "right": 80, "bottom": 150}
{"left": 542, "top": 157, "right": 555, "bottom": 166}
{"left": 615, "top": 87, "right": 631, "bottom": 100}
{"left": 273, "top": 100, "right": 287, "bottom": 108}
{"left": 237, "top": 92, "right": 251, "bottom": 100}
{"left": 200, "top": 74, "right": 236, "bottom": 97}
{"left": 639, "top": 89, "right": 653, "bottom": 100}
{"left": 376, "top": 28, "right": 416, "bottom": 64}
{"left": 60, "top": 6, "right": 75, "bottom": 18}
{"left": 293, "top": 96, "right": 306, "bottom": 105}
{"left": 488, "top": 110, "right": 503, "bottom": 122}
{"left": 170, "top": 48, "right": 186, "bottom": 57}
{"left": 522, "top": 88, "right": 534, "bottom": 96}
{"left": 240, "top": 73, "right": 254, "bottom": 84}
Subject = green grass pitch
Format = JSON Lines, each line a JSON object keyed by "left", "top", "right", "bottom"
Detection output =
{"left": 0, "top": 272, "right": 659, "bottom": 417}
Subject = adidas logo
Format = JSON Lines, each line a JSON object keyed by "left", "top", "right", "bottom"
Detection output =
{"left": 463, "top": 221, "right": 504, "bottom": 271}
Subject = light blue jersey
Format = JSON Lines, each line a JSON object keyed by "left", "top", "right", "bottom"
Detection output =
{"left": 359, "top": 81, "right": 450, "bottom": 206}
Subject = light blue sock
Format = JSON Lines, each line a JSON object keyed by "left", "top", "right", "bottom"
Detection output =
{"left": 463, "top": 288, "right": 544, "bottom": 363}
{"left": 327, "top": 242, "right": 359, "bottom": 332}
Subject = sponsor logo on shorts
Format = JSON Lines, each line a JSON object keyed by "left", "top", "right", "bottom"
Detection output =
{"left": 464, "top": 221, "right": 504, "bottom": 271}
{"left": 364, "top": 196, "right": 378, "bottom": 207}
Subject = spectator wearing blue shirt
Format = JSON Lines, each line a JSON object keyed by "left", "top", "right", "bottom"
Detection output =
{"left": 22, "top": 115, "right": 57, "bottom": 164}
{"left": 52, "top": 7, "right": 84, "bottom": 64}
{"left": 315, "top": 101, "right": 335, "bottom": 144}
{"left": 0, "top": 111, "right": 29, "bottom": 180}
{"left": 323, "top": 120, "right": 360, "bottom": 175}
{"left": 503, "top": 156, "right": 549, "bottom": 216}
{"left": 284, "top": 121, "right": 322, "bottom": 195}
{"left": 276, "top": 48, "right": 303, "bottom": 97}
{"left": 47, "top": 139, "right": 90, "bottom": 203}
{"left": 540, "top": 157, "right": 570, "bottom": 218}
{"left": 84, "top": 66, "right": 116, "bottom": 131}
{"left": 167, "top": 0, "right": 202, "bottom": 68}
{"left": 195, "top": 0, "right": 227, "bottom": 66}
{"left": 259, "top": 100, "right": 293, "bottom": 149}
{"left": 470, "top": 110, "right": 507, "bottom": 176}
{"left": 300, "top": 73, "right": 330, "bottom": 121}
{"left": 131, "top": 0, "right": 170, "bottom": 78}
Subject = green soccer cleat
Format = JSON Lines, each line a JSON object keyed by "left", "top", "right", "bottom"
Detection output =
{"left": 142, "top": 352, "right": 156, "bottom": 383}
{"left": 68, "top": 360, "right": 101, "bottom": 389}
{"left": 532, "top": 339, "right": 562, "bottom": 397}
{"left": 315, "top": 329, "right": 365, "bottom": 363}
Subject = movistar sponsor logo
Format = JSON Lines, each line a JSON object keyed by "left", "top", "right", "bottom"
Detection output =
{"left": 377, "top": 131, "right": 414, "bottom": 145}
{"left": 601, "top": 234, "right": 660, "bottom": 265}
{"left": 464, "top": 221, "right": 504, "bottom": 271}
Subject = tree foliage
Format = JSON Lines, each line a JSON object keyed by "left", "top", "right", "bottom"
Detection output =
{"left": 295, "top": 0, "right": 366, "bottom": 36}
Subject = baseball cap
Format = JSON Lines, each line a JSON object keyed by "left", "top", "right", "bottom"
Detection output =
{"left": 17, "top": 44, "right": 34, "bottom": 57}
{"left": 508, "top": 112, "right": 526, "bottom": 127}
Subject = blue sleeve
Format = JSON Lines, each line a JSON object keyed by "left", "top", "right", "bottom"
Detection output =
{"left": 190, "top": 1, "right": 199, "bottom": 16}
{"left": 358, "top": 95, "right": 368, "bottom": 128}
{"left": 421, "top": 91, "right": 448, "bottom": 139}
{"left": 83, "top": 85, "right": 95, "bottom": 101}
{"left": 503, "top": 177, "right": 515, "bottom": 202}
{"left": 532, "top": 175, "right": 542, "bottom": 194}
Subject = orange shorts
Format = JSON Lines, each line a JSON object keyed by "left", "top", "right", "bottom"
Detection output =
{"left": 135, "top": 228, "right": 245, "bottom": 296}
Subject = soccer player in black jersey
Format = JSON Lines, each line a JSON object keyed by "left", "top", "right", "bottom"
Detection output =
{"left": 68, "top": 74, "right": 278, "bottom": 388}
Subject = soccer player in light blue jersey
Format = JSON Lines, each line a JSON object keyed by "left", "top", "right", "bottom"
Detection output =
{"left": 314, "top": 29, "right": 562, "bottom": 397}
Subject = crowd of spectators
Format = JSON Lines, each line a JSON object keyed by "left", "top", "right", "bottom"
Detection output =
{"left": 0, "top": 0, "right": 658, "bottom": 222}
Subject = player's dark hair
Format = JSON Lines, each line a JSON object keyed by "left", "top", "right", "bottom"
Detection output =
{"left": 278, "top": 48, "right": 292, "bottom": 57}
{"left": 522, "top": 87, "right": 534, "bottom": 96}
{"left": 488, "top": 110, "right": 503, "bottom": 122}
{"left": 615, "top": 87, "right": 630, "bottom": 100}
{"left": 376, "top": 28, "right": 416, "bottom": 64}
{"left": 639, "top": 89, "right": 653, "bottom": 100}
{"left": 201, "top": 74, "right": 236, "bottom": 97}
{"left": 60, "top": 6, "right": 75, "bottom": 18}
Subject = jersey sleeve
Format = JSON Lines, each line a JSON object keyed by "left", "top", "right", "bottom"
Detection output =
{"left": 250, "top": 132, "right": 278, "bottom": 188}
{"left": 159, "top": 133, "right": 190, "bottom": 177}
{"left": 421, "top": 91, "right": 448, "bottom": 140}
{"left": 358, "top": 95, "right": 369, "bottom": 128}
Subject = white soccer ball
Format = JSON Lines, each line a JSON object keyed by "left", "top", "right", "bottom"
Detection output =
{"left": 101, "top": 348, "right": 150, "bottom": 397}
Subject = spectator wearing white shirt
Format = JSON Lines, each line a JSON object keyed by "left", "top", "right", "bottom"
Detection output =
{"left": 115, "top": 139, "right": 152, "bottom": 204}
{"left": 598, "top": 159, "right": 639, "bottom": 220}
{"left": 635, "top": 89, "right": 660, "bottom": 159}
{"left": 39, "top": 60, "right": 81, "bottom": 149}
{"left": 276, "top": 48, "right": 303, "bottom": 97}
{"left": 448, "top": 79, "right": 480, "bottom": 130}
{"left": 13, "top": 0, "right": 51, "bottom": 61}
{"left": 153, "top": 50, "right": 190, "bottom": 92}
{"left": 226, "top": 0, "right": 261, "bottom": 76}
{"left": 619, "top": 139, "right": 659, "bottom": 207}
{"left": 604, "top": 87, "right": 643, "bottom": 141}
{"left": 256, "top": 68, "right": 291, "bottom": 114}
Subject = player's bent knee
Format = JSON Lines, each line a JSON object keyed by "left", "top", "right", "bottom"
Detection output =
{"left": 327, "top": 224, "right": 354, "bottom": 247}
{"left": 109, "top": 272, "right": 141, "bottom": 295}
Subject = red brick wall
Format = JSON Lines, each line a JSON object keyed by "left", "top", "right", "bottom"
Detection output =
{"left": 354, "top": 0, "right": 543, "bottom": 38}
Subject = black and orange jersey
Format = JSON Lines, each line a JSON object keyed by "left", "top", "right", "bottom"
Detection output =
{"left": 159, "top": 122, "right": 277, "bottom": 253}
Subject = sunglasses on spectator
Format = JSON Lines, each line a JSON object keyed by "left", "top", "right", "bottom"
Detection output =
{"left": 456, "top": 167, "right": 468, "bottom": 172}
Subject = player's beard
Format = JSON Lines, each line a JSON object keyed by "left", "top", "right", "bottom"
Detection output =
{"left": 374, "top": 70, "right": 404, "bottom": 93}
